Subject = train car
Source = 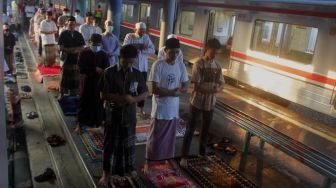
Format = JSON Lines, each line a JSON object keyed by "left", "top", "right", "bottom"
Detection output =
{"left": 119, "top": 0, "right": 336, "bottom": 119}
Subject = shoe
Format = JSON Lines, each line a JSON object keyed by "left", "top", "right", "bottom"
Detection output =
{"left": 47, "top": 134, "right": 65, "bottom": 147}
{"left": 34, "top": 168, "right": 56, "bottom": 182}
{"left": 21, "top": 85, "right": 31, "bottom": 92}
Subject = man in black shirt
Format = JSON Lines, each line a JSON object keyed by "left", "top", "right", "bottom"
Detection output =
{"left": 57, "top": 16, "right": 85, "bottom": 99}
{"left": 3, "top": 24, "right": 16, "bottom": 74}
{"left": 99, "top": 45, "right": 148, "bottom": 187}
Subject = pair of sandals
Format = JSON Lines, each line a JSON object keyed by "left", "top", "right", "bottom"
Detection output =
{"left": 26, "top": 111, "right": 38, "bottom": 119}
{"left": 47, "top": 134, "right": 66, "bottom": 147}
{"left": 211, "top": 137, "right": 237, "bottom": 155}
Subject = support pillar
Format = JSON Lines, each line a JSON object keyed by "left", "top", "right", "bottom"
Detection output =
{"left": 76, "top": 0, "right": 86, "bottom": 16}
{"left": 110, "top": 0, "right": 122, "bottom": 38}
{"left": 159, "top": 0, "right": 176, "bottom": 49}
{"left": 0, "top": 1, "right": 9, "bottom": 188}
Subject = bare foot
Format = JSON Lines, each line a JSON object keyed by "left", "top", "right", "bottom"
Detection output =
{"left": 74, "top": 125, "right": 82, "bottom": 134}
{"left": 131, "top": 170, "right": 137, "bottom": 179}
{"left": 180, "top": 158, "right": 187, "bottom": 167}
{"left": 143, "top": 162, "right": 149, "bottom": 175}
{"left": 99, "top": 175, "right": 108, "bottom": 188}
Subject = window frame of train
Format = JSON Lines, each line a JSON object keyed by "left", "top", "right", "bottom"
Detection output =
{"left": 139, "top": 3, "right": 151, "bottom": 23}
{"left": 179, "top": 10, "right": 196, "bottom": 37}
{"left": 121, "top": 4, "right": 135, "bottom": 22}
{"left": 251, "top": 19, "right": 318, "bottom": 64}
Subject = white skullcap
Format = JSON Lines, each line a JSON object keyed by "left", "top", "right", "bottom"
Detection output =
{"left": 105, "top": 20, "right": 112, "bottom": 26}
{"left": 135, "top": 22, "right": 146, "bottom": 29}
{"left": 167, "top": 34, "right": 177, "bottom": 39}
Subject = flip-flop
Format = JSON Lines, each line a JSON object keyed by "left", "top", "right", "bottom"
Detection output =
{"left": 19, "top": 93, "right": 32, "bottom": 99}
{"left": 224, "top": 146, "right": 237, "bottom": 155}
{"left": 47, "top": 134, "right": 65, "bottom": 147}
{"left": 21, "top": 85, "right": 31, "bottom": 92}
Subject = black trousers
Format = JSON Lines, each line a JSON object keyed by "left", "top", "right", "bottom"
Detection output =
{"left": 38, "top": 35, "right": 42, "bottom": 56}
{"left": 137, "top": 72, "right": 147, "bottom": 108}
{"left": 181, "top": 104, "right": 213, "bottom": 157}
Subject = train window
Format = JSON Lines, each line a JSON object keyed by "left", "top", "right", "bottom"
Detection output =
{"left": 251, "top": 20, "right": 318, "bottom": 64}
{"left": 179, "top": 11, "right": 195, "bottom": 36}
{"left": 251, "top": 20, "right": 284, "bottom": 56}
{"left": 140, "top": 3, "right": 151, "bottom": 23}
{"left": 280, "top": 25, "right": 317, "bottom": 63}
{"left": 122, "top": 4, "right": 134, "bottom": 22}
{"left": 208, "top": 12, "right": 235, "bottom": 45}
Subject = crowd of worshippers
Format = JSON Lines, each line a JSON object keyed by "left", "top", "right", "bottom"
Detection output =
{"left": 24, "top": 5, "right": 225, "bottom": 188}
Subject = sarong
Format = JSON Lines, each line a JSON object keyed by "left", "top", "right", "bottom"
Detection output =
{"left": 60, "top": 63, "right": 79, "bottom": 93}
{"left": 42, "top": 44, "right": 57, "bottom": 67}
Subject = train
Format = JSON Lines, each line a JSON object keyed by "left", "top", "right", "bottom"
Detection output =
{"left": 116, "top": 0, "right": 336, "bottom": 119}
{"left": 50, "top": 0, "right": 336, "bottom": 119}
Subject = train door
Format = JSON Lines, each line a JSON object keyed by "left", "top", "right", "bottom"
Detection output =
{"left": 206, "top": 11, "right": 235, "bottom": 69}
{"left": 139, "top": 3, "right": 151, "bottom": 29}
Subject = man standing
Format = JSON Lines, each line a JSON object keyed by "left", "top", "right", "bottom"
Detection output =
{"left": 24, "top": 3, "right": 35, "bottom": 30}
{"left": 75, "top": 34, "right": 109, "bottom": 133}
{"left": 40, "top": 11, "right": 57, "bottom": 67}
{"left": 180, "top": 39, "right": 225, "bottom": 166}
{"left": 3, "top": 24, "right": 16, "bottom": 74}
{"left": 144, "top": 38, "right": 189, "bottom": 173}
{"left": 57, "top": 16, "right": 85, "bottom": 100}
{"left": 102, "top": 20, "right": 119, "bottom": 67}
{"left": 57, "top": 8, "right": 70, "bottom": 35}
{"left": 99, "top": 45, "right": 148, "bottom": 187}
{"left": 123, "top": 22, "right": 155, "bottom": 116}
{"left": 158, "top": 34, "right": 183, "bottom": 64}
{"left": 79, "top": 13, "right": 95, "bottom": 45}
{"left": 74, "top": 9, "right": 84, "bottom": 31}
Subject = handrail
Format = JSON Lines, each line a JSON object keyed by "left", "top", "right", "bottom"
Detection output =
{"left": 215, "top": 101, "right": 336, "bottom": 182}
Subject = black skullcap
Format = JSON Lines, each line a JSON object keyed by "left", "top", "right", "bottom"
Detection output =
{"left": 75, "top": 9, "right": 80, "bottom": 13}
{"left": 90, "top": 33, "right": 102, "bottom": 43}
{"left": 120, "top": 45, "right": 138, "bottom": 59}
{"left": 205, "top": 38, "right": 221, "bottom": 50}
{"left": 165, "top": 38, "right": 180, "bottom": 49}
{"left": 66, "top": 16, "right": 76, "bottom": 22}
{"left": 47, "top": 11, "right": 52, "bottom": 16}
{"left": 63, "top": 7, "right": 69, "bottom": 12}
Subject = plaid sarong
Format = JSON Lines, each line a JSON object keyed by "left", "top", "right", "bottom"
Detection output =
{"left": 60, "top": 63, "right": 79, "bottom": 93}
{"left": 103, "top": 122, "right": 136, "bottom": 176}
{"left": 42, "top": 44, "right": 57, "bottom": 66}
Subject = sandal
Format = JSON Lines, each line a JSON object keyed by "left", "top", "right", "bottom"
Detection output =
{"left": 19, "top": 93, "right": 32, "bottom": 99}
{"left": 34, "top": 168, "right": 56, "bottom": 182}
{"left": 21, "top": 85, "right": 31, "bottom": 92}
{"left": 224, "top": 146, "right": 237, "bottom": 155}
{"left": 47, "top": 134, "right": 65, "bottom": 147}
{"left": 26, "top": 111, "right": 38, "bottom": 119}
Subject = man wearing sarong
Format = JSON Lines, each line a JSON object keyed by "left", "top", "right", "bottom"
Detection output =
{"left": 123, "top": 22, "right": 155, "bottom": 117}
{"left": 57, "top": 16, "right": 85, "bottom": 100}
{"left": 40, "top": 11, "right": 57, "bottom": 67}
{"left": 75, "top": 34, "right": 109, "bottom": 133}
{"left": 180, "top": 39, "right": 225, "bottom": 167}
{"left": 144, "top": 38, "right": 189, "bottom": 173}
{"left": 98, "top": 45, "right": 148, "bottom": 187}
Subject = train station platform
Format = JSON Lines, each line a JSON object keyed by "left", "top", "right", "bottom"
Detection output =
{"left": 14, "top": 30, "right": 335, "bottom": 188}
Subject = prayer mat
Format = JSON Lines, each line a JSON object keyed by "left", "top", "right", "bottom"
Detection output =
{"left": 182, "top": 155, "right": 257, "bottom": 188}
{"left": 58, "top": 95, "right": 79, "bottom": 116}
{"left": 37, "top": 64, "right": 61, "bottom": 76}
{"left": 144, "top": 161, "right": 199, "bottom": 188}
{"left": 79, "top": 128, "right": 104, "bottom": 162}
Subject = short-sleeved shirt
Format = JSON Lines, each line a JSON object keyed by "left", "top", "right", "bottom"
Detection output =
{"left": 58, "top": 30, "right": 85, "bottom": 64}
{"left": 4, "top": 33, "right": 16, "bottom": 54}
{"left": 149, "top": 59, "right": 189, "bottom": 120}
{"left": 79, "top": 23, "right": 95, "bottom": 45}
{"left": 189, "top": 58, "right": 225, "bottom": 111}
{"left": 40, "top": 20, "right": 57, "bottom": 45}
{"left": 102, "top": 33, "right": 119, "bottom": 66}
{"left": 99, "top": 65, "right": 148, "bottom": 125}
{"left": 25, "top": 5, "right": 35, "bottom": 18}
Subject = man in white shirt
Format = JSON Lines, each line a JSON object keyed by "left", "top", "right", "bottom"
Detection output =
{"left": 74, "top": 9, "right": 84, "bottom": 31}
{"left": 92, "top": 18, "right": 102, "bottom": 35}
{"left": 123, "top": 22, "right": 155, "bottom": 116}
{"left": 144, "top": 38, "right": 189, "bottom": 173}
{"left": 40, "top": 11, "right": 57, "bottom": 67}
{"left": 79, "top": 14, "right": 95, "bottom": 45}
